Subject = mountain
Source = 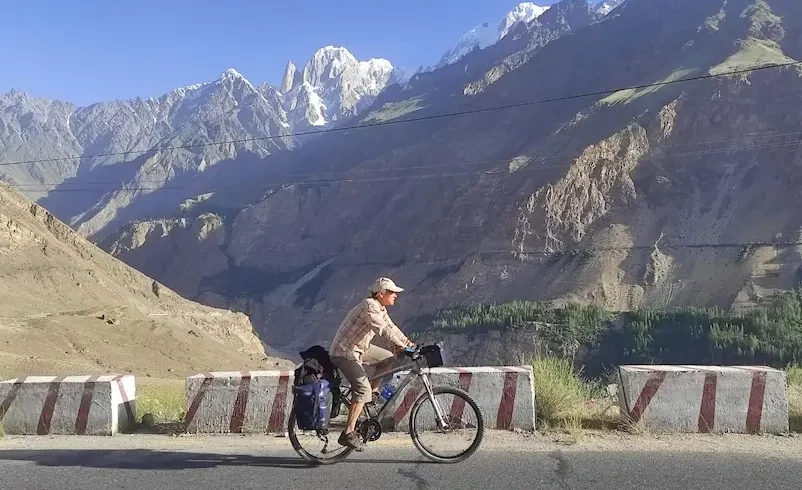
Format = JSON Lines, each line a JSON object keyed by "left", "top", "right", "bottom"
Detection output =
{"left": 0, "top": 182, "right": 291, "bottom": 378}
{"left": 438, "top": 2, "right": 551, "bottom": 67}
{"left": 435, "top": 0, "right": 624, "bottom": 69}
{"left": 461, "top": 0, "right": 605, "bottom": 96}
{"left": 594, "top": 0, "right": 626, "bottom": 15}
{"left": 0, "top": 68, "right": 292, "bottom": 239}
{"left": 0, "top": 47, "right": 397, "bottom": 239}
{"left": 100, "top": 0, "right": 802, "bottom": 358}
{"left": 280, "top": 46, "right": 398, "bottom": 129}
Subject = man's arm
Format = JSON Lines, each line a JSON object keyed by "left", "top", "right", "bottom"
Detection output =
{"left": 386, "top": 317, "right": 415, "bottom": 352}
{"left": 364, "top": 302, "right": 414, "bottom": 351}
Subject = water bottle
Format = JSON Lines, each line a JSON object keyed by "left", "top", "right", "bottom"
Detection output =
{"left": 379, "top": 373, "right": 402, "bottom": 401}
{"left": 379, "top": 383, "right": 395, "bottom": 401}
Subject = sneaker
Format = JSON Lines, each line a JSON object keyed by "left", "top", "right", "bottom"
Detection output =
{"left": 338, "top": 431, "right": 366, "bottom": 451}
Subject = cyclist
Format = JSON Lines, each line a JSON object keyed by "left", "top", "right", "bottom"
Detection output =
{"left": 329, "top": 277, "right": 416, "bottom": 450}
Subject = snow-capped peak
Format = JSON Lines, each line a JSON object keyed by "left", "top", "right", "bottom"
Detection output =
{"left": 303, "top": 46, "right": 359, "bottom": 86}
{"left": 360, "top": 58, "right": 393, "bottom": 72}
{"left": 438, "top": 2, "right": 550, "bottom": 67}
{"left": 358, "top": 58, "right": 395, "bottom": 93}
{"left": 2, "top": 88, "right": 27, "bottom": 101}
{"left": 280, "top": 60, "right": 297, "bottom": 94}
{"left": 221, "top": 68, "right": 246, "bottom": 80}
{"left": 312, "top": 46, "right": 358, "bottom": 66}
{"left": 277, "top": 46, "right": 396, "bottom": 130}
{"left": 499, "top": 3, "right": 551, "bottom": 40}
{"left": 594, "top": 0, "right": 625, "bottom": 16}
{"left": 218, "top": 67, "right": 256, "bottom": 91}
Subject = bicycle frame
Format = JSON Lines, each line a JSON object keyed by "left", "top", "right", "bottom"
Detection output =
{"left": 343, "top": 357, "right": 449, "bottom": 431}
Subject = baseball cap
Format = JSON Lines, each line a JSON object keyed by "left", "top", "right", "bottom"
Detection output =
{"left": 370, "top": 277, "right": 404, "bottom": 294}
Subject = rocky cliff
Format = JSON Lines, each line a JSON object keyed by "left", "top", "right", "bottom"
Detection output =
{"left": 89, "top": 0, "right": 802, "bottom": 354}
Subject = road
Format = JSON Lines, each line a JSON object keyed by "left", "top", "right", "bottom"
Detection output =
{"left": 1, "top": 431, "right": 801, "bottom": 489}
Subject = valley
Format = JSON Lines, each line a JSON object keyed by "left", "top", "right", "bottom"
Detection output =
{"left": 2, "top": 0, "right": 801, "bottom": 367}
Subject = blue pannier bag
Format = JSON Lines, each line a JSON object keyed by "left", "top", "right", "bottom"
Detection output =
{"left": 293, "top": 378, "right": 330, "bottom": 432}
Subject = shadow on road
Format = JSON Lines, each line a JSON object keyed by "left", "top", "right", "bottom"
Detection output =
{"left": 0, "top": 450, "right": 429, "bottom": 470}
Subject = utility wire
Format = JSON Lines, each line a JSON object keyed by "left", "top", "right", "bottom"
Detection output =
{"left": 328, "top": 240, "right": 802, "bottom": 268}
{"left": 1, "top": 61, "right": 800, "bottom": 167}
{"left": 5, "top": 133, "right": 800, "bottom": 193}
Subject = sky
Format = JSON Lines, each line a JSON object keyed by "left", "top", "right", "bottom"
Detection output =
{"left": 1, "top": 0, "right": 560, "bottom": 106}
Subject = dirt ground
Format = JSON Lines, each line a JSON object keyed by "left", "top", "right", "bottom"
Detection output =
{"left": 2, "top": 430, "right": 801, "bottom": 458}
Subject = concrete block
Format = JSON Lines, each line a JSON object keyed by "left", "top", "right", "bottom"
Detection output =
{"left": 618, "top": 365, "right": 788, "bottom": 434}
{"left": 185, "top": 371, "right": 292, "bottom": 434}
{"left": 184, "top": 366, "right": 536, "bottom": 434}
{"left": 0, "top": 375, "right": 136, "bottom": 435}
{"left": 378, "top": 366, "right": 536, "bottom": 432}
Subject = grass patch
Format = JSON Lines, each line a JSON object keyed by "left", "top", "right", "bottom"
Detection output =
{"left": 600, "top": 68, "right": 696, "bottom": 106}
{"left": 532, "top": 357, "right": 617, "bottom": 431}
{"left": 136, "top": 382, "right": 185, "bottom": 424}
{"left": 362, "top": 96, "right": 428, "bottom": 123}
{"left": 788, "top": 367, "right": 802, "bottom": 432}
{"left": 710, "top": 38, "right": 795, "bottom": 75}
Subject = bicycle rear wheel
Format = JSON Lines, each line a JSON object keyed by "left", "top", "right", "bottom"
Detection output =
{"left": 288, "top": 405, "right": 354, "bottom": 465}
{"left": 409, "top": 386, "right": 484, "bottom": 464}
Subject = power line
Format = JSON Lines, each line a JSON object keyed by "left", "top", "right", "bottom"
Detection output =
{"left": 7, "top": 131, "right": 801, "bottom": 193}
{"left": 2, "top": 61, "right": 800, "bottom": 168}
{"left": 327, "top": 240, "right": 802, "bottom": 269}
{"left": 2, "top": 169, "right": 506, "bottom": 192}
{"left": 14, "top": 126, "right": 802, "bottom": 188}
{"left": 0, "top": 157, "right": 526, "bottom": 187}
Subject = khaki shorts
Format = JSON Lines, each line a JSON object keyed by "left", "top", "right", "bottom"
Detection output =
{"left": 332, "top": 345, "right": 395, "bottom": 404}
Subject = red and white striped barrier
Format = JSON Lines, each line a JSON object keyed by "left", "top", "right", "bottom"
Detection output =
{"left": 379, "top": 366, "right": 535, "bottom": 432}
{"left": 184, "top": 366, "right": 535, "bottom": 433}
{"left": 0, "top": 375, "right": 136, "bottom": 435}
{"left": 184, "top": 371, "right": 292, "bottom": 434}
{"left": 617, "top": 365, "right": 788, "bottom": 434}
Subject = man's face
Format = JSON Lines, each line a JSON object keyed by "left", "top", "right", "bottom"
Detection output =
{"left": 377, "top": 290, "right": 398, "bottom": 306}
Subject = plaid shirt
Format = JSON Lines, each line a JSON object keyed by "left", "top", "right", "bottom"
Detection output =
{"left": 330, "top": 298, "right": 413, "bottom": 361}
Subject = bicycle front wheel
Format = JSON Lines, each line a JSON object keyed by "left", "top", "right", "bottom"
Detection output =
{"left": 409, "top": 386, "right": 484, "bottom": 464}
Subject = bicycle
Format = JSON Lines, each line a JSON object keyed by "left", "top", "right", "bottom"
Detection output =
{"left": 287, "top": 343, "right": 484, "bottom": 465}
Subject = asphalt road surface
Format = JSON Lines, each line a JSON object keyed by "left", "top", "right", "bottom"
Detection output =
{"left": 1, "top": 431, "right": 801, "bottom": 489}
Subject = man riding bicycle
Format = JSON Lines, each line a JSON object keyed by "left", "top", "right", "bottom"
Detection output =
{"left": 329, "top": 277, "right": 416, "bottom": 451}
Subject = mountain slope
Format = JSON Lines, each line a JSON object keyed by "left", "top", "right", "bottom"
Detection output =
{"left": 0, "top": 47, "right": 399, "bottom": 240}
{"left": 0, "top": 183, "right": 290, "bottom": 378}
{"left": 100, "top": 0, "right": 802, "bottom": 355}
{"left": 0, "top": 69, "right": 293, "bottom": 240}
{"left": 434, "top": 0, "right": 623, "bottom": 70}
{"left": 438, "top": 2, "right": 551, "bottom": 67}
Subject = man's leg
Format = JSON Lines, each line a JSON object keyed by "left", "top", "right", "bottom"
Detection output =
{"left": 344, "top": 400, "right": 364, "bottom": 434}
{"left": 331, "top": 356, "right": 371, "bottom": 450}
{"left": 369, "top": 358, "right": 394, "bottom": 393}
{"left": 362, "top": 344, "right": 397, "bottom": 393}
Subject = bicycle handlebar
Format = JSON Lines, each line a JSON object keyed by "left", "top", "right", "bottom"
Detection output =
{"left": 402, "top": 342, "right": 441, "bottom": 359}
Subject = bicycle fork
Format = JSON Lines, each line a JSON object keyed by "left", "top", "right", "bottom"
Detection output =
{"left": 420, "top": 373, "right": 450, "bottom": 430}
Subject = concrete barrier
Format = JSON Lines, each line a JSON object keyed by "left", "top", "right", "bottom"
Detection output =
{"left": 184, "top": 371, "right": 293, "bottom": 434}
{"left": 184, "top": 366, "right": 535, "bottom": 434}
{"left": 0, "top": 375, "right": 136, "bottom": 435}
{"left": 617, "top": 365, "right": 788, "bottom": 434}
{"left": 378, "top": 366, "right": 535, "bottom": 432}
